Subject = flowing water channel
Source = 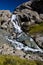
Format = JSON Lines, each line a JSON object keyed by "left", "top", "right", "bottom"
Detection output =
{"left": 5, "top": 14, "right": 43, "bottom": 53}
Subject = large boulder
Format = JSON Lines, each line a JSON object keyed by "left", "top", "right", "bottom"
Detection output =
{"left": 0, "top": 10, "right": 12, "bottom": 29}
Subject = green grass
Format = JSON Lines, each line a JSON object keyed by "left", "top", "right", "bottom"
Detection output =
{"left": 29, "top": 23, "right": 43, "bottom": 35}
{"left": 0, "top": 55, "right": 43, "bottom": 65}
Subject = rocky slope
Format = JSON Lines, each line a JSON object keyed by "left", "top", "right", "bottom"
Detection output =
{"left": 14, "top": 0, "right": 43, "bottom": 49}
{"left": 0, "top": 0, "right": 43, "bottom": 61}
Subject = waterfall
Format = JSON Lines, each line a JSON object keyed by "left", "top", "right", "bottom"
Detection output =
{"left": 5, "top": 14, "right": 43, "bottom": 53}
{"left": 11, "top": 14, "right": 22, "bottom": 33}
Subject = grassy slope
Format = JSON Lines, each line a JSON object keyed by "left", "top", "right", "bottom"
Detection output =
{"left": 0, "top": 55, "right": 43, "bottom": 65}
{"left": 28, "top": 23, "right": 43, "bottom": 35}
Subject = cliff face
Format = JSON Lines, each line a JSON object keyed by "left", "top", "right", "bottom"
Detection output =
{"left": 14, "top": 0, "right": 43, "bottom": 30}
{"left": 31, "top": 0, "right": 43, "bottom": 13}
{"left": 14, "top": 0, "right": 43, "bottom": 48}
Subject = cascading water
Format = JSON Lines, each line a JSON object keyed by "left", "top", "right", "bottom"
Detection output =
{"left": 5, "top": 14, "right": 43, "bottom": 53}
{"left": 11, "top": 14, "right": 22, "bottom": 33}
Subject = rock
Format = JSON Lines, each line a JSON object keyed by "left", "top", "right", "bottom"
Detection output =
{"left": 0, "top": 10, "right": 11, "bottom": 17}
{"left": 0, "top": 29, "right": 9, "bottom": 45}
{"left": 0, "top": 44, "right": 14, "bottom": 55}
{"left": 35, "top": 34, "right": 43, "bottom": 49}
{"left": 12, "top": 32, "right": 16, "bottom": 39}
{"left": 31, "top": 0, "right": 43, "bottom": 13}
{"left": 14, "top": 50, "right": 26, "bottom": 58}
{"left": 13, "top": 0, "right": 43, "bottom": 34}
{"left": 25, "top": 54, "right": 43, "bottom": 61}
{"left": 25, "top": 54, "right": 32, "bottom": 60}
{"left": 1, "top": 21, "right": 8, "bottom": 29}
{"left": 30, "top": 33, "right": 43, "bottom": 49}
{"left": 13, "top": 0, "right": 43, "bottom": 51}
{"left": 0, "top": 10, "right": 11, "bottom": 22}
{"left": 40, "top": 14, "right": 43, "bottom": 20}
{"left": 0, "top": 10, "right": 12, "bottom": 29}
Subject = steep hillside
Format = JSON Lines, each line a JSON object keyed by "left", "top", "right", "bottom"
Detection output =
{"left": 14, "top": 0, "right": 43, "bottom": 49}
{"left": 0, "top": 0, "right": 43, "bottom": 62}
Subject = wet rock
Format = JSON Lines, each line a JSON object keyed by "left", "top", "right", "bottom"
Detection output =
{"left": 12, "top": 32, "right": 16, "bottom": 39}
{"left": 17, "top": 32, "right": 38, "bottom": 49}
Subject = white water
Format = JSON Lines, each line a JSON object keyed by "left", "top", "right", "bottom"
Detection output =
{"left": 6, "top": 14, "right": 43, "bottom": 53}
{"left": 11, "top": 14, "right": 22, "bottom": 33}
{"left": 5, "top": 36, "right": 43, "bottom": 53}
